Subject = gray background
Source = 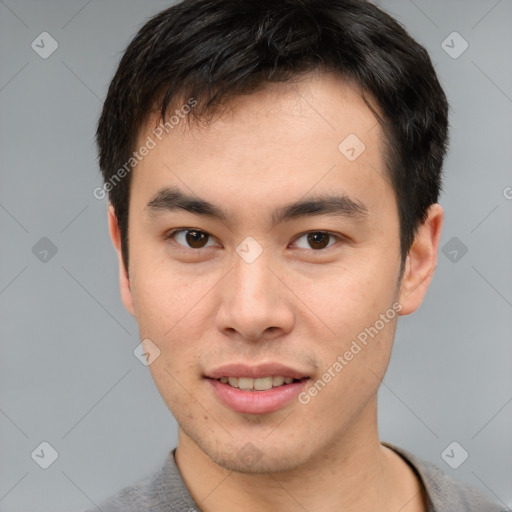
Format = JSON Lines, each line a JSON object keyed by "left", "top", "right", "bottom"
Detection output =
{"left": 0, "top": 0, "right": 511, "bottom": 510}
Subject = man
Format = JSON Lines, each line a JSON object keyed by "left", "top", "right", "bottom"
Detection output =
{"left": 89, "top": 0, "right": 505, "bottom": 510}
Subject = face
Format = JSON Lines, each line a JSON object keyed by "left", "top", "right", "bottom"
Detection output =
{"left": 109, "top": 71, "right": 436, "bottom": 473}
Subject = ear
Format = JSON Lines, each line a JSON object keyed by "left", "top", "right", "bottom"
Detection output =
{"left": 397, "top": 203, "right": 444, "bottom": 316}
{"left": 108, "top": 204, "right": 135, "bottom": 317}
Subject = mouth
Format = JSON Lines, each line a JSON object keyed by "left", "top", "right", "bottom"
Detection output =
{"left": 205, "top": 363, "right": 311, "bottom": 414}
{"left": 215, "top": 376, "right": 306, "bottom": 391}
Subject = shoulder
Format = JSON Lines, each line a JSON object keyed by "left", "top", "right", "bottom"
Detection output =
{"left": 382, "top": 442, "right": 508, "bottom": 512}
{"left": 82, "top": 450, "right": 199, "bottom": 512}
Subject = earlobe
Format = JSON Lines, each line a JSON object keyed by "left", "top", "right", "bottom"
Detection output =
{"left": 107, "top": 204, "right": 135, "bottom": 317}
{"left": 398, "top": 203, "right": 444, "bottom": 316}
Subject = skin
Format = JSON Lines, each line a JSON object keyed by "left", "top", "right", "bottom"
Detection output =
{"left": 108, "top": 70, "right": 443, "bottom": 511}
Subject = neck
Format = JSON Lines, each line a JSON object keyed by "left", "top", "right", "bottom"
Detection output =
{"left": 175, "top": 398, "right": 426, "bottom": 512}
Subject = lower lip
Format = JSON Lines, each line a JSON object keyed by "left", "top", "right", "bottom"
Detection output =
{"left": 207, "top": 378, "right": 308, "bottom": 414}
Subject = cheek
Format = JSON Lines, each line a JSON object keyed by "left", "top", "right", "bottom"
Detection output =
{"left": 130, "top": 252, "right": 212, "bottom": 331}
{"left": 294, "top": 257, "right": 400, "bottom": 404}
{"left": 129, "top": 270, "right": 211, "bottom": 381}
{"left": 301, "top": 316, "right": 397, "bottom": 423}
{"left": 297, "top": 255, "right": 399, "bottom": 338}
{"left": 146, "top": 359, "right": 199, "bottom": 422}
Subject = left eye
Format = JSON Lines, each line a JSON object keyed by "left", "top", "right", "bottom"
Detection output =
{"left": 292, "top": 231, "right": 340, "bottom": 250}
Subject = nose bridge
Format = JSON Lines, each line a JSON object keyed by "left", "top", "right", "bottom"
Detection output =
{"left": 217, "top": 246, "right": 294, "bottom": 340}
{"left": 234, "top": 250, "right": 273, "bottom": 301}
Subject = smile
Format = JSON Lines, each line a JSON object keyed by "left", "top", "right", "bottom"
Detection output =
{"left": 217, "top": 376, "right": 300, "bottom": 391}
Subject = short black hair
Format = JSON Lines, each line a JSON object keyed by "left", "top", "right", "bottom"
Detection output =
{"left": 96, "top": 0, "right": 449, "bottom": 276}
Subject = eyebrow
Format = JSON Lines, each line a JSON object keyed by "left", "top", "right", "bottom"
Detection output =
{"left": 145, "top": 186, "right": 369, "bottom": 228}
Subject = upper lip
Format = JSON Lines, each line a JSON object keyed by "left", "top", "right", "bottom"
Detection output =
{"left": 206, "top": 363, "right": 309, "bottom": 380}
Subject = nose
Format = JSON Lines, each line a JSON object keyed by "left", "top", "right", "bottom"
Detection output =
{"left": 216, "top": 250, "right": 295, "bottom": 342}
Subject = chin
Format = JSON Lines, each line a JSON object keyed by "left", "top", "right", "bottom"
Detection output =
{"left": 183, "top": 423, "right": 311, "bottom": 474}
{"left": 211, "top": 446, "right": 308, "bottom": 475}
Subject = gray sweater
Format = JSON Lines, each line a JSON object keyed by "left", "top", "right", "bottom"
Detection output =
{"left": 85, "top": 442, "right": 508, "bottom": 512}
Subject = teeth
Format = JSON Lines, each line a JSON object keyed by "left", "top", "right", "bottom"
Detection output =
{"left": 219, "top": 376, "right": 298, "bottom": 390}
{"left": 238, "top": 377, "right": 253, "bottom": 390}
{"left": 272, "top": 376, "right": 284, "bottom": 386}
{"left": 254, "top": 377, "right": 273, "bottom": 391}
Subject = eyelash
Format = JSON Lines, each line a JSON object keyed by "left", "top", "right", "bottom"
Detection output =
{"left": 164, "top": 228, "right": 345, "bottom": 252}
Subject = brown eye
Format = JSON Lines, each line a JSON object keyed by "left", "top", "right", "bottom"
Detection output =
{"left": 307, "top": 232, "right": 330, "bottom": 249}
{"left": 293, "top": 231, "right": 339, "bottom": 251}
{"left": 185, "top": 230, "right": 209, "bottom": 248}
{"left": 168, "top": 229, "right": 215, "bottom": 249}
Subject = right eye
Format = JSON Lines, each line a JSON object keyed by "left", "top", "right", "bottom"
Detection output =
{"left": 165, "top": 229, "right": 220, "bottom": 250}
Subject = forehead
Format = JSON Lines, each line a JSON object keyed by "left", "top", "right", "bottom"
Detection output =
{"left": 130, "top": 71, "right": 392, "bottom": 222}
{"left": 148, "top": 71, "right": 384, "bottom": 151}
